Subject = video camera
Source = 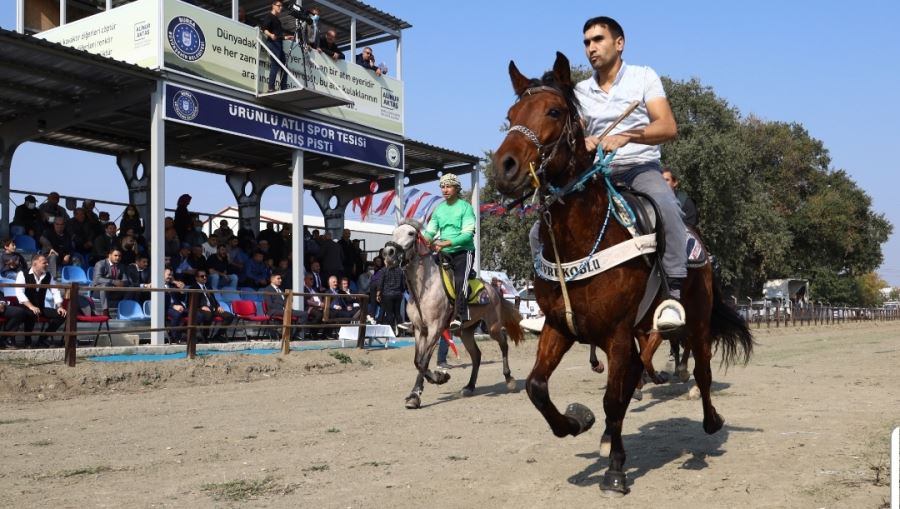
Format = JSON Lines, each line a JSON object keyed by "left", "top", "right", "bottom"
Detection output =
{"left": 285, "top": 1, "right": 314, "bottom": 23}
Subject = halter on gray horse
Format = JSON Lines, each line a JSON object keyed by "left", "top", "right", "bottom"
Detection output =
{"left": 382, "top": 219, "right": 524, "bottom": 409}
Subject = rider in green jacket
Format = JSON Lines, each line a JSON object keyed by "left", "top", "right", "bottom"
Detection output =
{"left": 422, "top": 173, "right": 476, "bottom": 331}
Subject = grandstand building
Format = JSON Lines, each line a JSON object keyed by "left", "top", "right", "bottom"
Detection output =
{"left": 1, "top": 0, "right": 480, "bottom": 345}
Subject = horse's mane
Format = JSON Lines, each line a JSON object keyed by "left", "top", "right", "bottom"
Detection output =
{"left": 398, "top": 217, "right": 423, "bottom": 230}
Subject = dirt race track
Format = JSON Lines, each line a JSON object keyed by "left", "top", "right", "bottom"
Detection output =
{"left": 1, "top": 322, "right": 898, "bottom": 508}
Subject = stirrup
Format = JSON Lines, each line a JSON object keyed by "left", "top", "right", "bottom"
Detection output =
{"left": 449, "top": 319, "right": 462, "bottom": 331}
{"left": 653, "top": 299, "right": 686, "bottom": 331}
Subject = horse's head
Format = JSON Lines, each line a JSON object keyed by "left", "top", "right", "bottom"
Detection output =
{"left": 383, "top": 219, "right": 426, "bottom": 268}
{"left": 493, "top": 52, "right": 590, "bottom": 198}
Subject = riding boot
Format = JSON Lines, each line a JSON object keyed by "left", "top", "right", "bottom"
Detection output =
{"left": 656, "top": 277, "right": 686, "bottom": 331}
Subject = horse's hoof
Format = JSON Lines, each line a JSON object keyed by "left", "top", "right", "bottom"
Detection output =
{"left": 459, "top": 387, "right": 474, "bottom": 398}
{"left": 652, "top": 371, "right": 670, "bottom": 384}
{"left": 600, "top": 470, "right": 630, "bottom": 496}
{"left": 631, "top": 388, "right": 643, "bottom": 401}
{"left": 404, "top": 394, "right": 421, "bottom": 409}
{"left": 564, "top": 403, "right": 595, "bottom": 436}
{"left": 505, "top": 377, "right": 517, "bottom": 392}
{"left": 678, "top": 368, "right": 691, "bottom": 383}
{"left": 431, "top": 371, "right": 451, "bottom": 385}
{"left": 599, "top": 434, "right": 611, "bottom": 457}
{"left": 704, "top": 412, "right": 725, "bottom": 435}
{"left": 591, "top": 362, "right": 605, "bottom": 374}
{"left": 687, "top": 385, "right": 701, "bottom": 400}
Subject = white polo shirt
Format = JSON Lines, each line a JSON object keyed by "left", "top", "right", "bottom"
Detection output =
{"left": 574, "top": 62, "right": 667, "bottom": 171}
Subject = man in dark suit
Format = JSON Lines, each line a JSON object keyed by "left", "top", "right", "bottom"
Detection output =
{"left": 303, "top": 273, "right": 324, "bottom": 339}
{"left": 191, "top": 269, "right": 234, "bottom": 341}
{"left": 263, "top": 272, "right": 305, "bottom": 339}
{"left": 125, "top": 255, "right": 151, "bottom": 302}
{"left": 92, "top": 247, "right": 126, "bottom": 314}
{"left": 325, "top": 275, "right": 357, "bottom": 321}
{"left": 164, "top": 268, "right": 187, "bottom": 343}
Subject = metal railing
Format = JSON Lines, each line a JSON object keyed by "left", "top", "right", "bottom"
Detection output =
{"left": 0, "top": 282, "right": 370, "bottom": 367}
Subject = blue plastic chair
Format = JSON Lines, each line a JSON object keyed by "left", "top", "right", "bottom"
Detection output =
{"left": 1, "top": 278, "right": 17, "bottom": 298}
{"left": 142, "top": 300, "right": 151, "bottom": 318}
{"left": 86, "top": 266, "right": 95, "bottom": 282}
{"left": 13, "top": 234, "right": 37, "bottom": 253}
{"left": 10, "top": 225, "right": 25, "bottom": 237}
{"left": 117, "top": 299, "right": 148, "bottom": 320}
{"left": 60, "top": 265, "right": 91, "bottom": 285}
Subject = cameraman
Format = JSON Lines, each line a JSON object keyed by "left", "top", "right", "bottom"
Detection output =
{"left": 260, "top": 1, "right": 294, "bottom": 93}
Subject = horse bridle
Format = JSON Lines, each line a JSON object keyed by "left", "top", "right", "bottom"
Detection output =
{"left": 505, "top": 85, "right": 581, "bottom": 194}
{"left": 384, "top": 225, "right": 431, "bottom": 269}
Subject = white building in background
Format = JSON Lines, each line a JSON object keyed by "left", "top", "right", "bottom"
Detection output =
{"left": 205, "top": 206, "right": 394, "bottom": 258}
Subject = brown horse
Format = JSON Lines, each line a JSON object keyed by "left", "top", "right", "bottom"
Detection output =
{"left": 492, "top": 52, "right": 753, "bottom": 496}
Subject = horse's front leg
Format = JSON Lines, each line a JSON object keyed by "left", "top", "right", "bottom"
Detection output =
{"left": 589, "top": 345, "right": 605, "bottom": 374}
{"left": 526, "top": 326, "right": 592, "bottom": 438}
{"left": 405, "top": 325, "right": 450, "bottom": 410}
{"left": 691, "top": 321, "right": 724, "bottom": 434}
{"left": 599, "top": 327, "right": 644, "bottom": 496}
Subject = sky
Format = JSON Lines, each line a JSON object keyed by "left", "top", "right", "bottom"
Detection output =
{"left": 2, "top": 1, "right": 900, "bottom": 283}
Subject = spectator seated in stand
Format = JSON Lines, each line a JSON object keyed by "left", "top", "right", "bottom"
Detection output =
{"left": 125, "top": 255, "right": 151, "bottom": 302}
{"left": 339, "top": 276, "right": 361, "bottom": 314}
{"left": 38, "top": 191, "right": 69, "bottom": 231}
{"left": 11, "top": 195, "right": 44, "bottom": 241}
{"left": 0, "top": 297, "right": 30, "bottom": 349}
{"left": 118, "top": 235, "right": 141, "bottom": 266}
{"left": 91, "top": 222, "right": 120, "bottom": 264}
{"left": 0, "top": 238, "right": 28, "bottom": 280}
{"left": 325, "top": 275, "right": 358, "bottom": 321}
{"left": 68, "top": 207, "right": 95, "bottom": 264}
{"left": 241, "top": 250, "right": 271, "bottom": 289}
{"left": 207, "top": 244, "right": 239, "bottom": 290}
{"left": 15, "top": 254, "right": 67, "bottom": 348}
{"left": 92, "top": 247, "right": 127, "bottom": 315}
{"left": 302, "top": 273, "right": 324, "bottom": 339}
{"left": 191, "top": 269, "right": 234, "bottom": 342}
{"left": 213, "top": 219, "right": 234, "bottom": 240}
{"left": 163, "top": 268, "right": 187, "bottom": 343}
{"left": 119, "top": 205, "right": 144, "bottom": 237}
{"left": 263, "top": 271, "right": 305, "bottom": 339}
{"left": 39, "top": 217, "right": 82, "bottom": 277}
{"left": 201, "top": 234, "right": 220, "bottom": 258}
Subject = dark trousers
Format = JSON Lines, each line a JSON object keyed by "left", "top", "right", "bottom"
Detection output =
{"left": 2, "top": 305, "right": 30, "bottom": 346}
{"left": 195, "top": 309, "right": 234, "bottom": 339}
{"left": 21, "top": 307, "right": 64, "bottom": 346}
{"left": 448, "top": 250, "right": 475, "bottom": 321}
{"left": 305, "top": 306, "right": 324, "bottom": 339}
{"left": 380, "top": 293, "right": 403, "bottom": 334}
{"left": 166, "top": 307, "right": 186, "bottom": 341}
{"left": 266, "top": 39, "right": 288, "bottom": 91}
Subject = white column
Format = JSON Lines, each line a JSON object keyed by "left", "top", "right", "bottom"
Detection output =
{"left": 232, "top": 0, "right": 239, "bottom": 20}
{"left": 349, "top": 17, "right": 357, "bottom": 60}
{"left": 106, "top": 0, "right": 112, "bottom": 10}
{"left": 393, "top": 173, "right": 405, "bottom": 223}
{"left": 471, "top": 166, "right": 481, "bottom": 273}
{"left": 291, "top": 150, "right": 305, "bottom": 309}
{"left": 59, "top": 0, "right": 66, "bottom": 26}
{"left": 395, "top": 33, "right": 402, "bottom": 80}
{"left": 149, "top": 82, "right": 166, "bottom": 345}
{"left": 16, "top": 0, "right": 24, "bottom": 33}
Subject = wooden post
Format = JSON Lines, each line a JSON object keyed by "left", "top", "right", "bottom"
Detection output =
{"left": 356, "top": 295, "right": 369, "bottom": 349}
{"left": 186, "top": 292, "right": 198, "bottom": 359}
{"left": 281, "top": 290, "right": 293, "bottom": 355}
{"left": 64, "top": 283, "right": 79, "bottom": 367}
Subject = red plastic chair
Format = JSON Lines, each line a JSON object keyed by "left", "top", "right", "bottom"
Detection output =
{"left": 230, "top": 300, "right": 270, "bottom": 340}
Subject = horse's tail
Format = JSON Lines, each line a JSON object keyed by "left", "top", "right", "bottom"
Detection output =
{"left": 709, "top": 276, "right": 754, "bottom": 367}
{"left": 499, "top": 297, "right": 524, "bottom": 345}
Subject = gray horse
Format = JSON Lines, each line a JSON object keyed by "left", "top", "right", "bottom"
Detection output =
{"left": 382, "top": 219, "right": 524, "bottom": 409}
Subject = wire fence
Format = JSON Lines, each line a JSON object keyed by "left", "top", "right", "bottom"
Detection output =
{"left": 740, "top": 304, "right": 900, "bottom": 328}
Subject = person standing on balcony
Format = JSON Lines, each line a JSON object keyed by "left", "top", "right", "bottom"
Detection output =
{"left": 261, "top": 1, "right": 294, "bottom": 93}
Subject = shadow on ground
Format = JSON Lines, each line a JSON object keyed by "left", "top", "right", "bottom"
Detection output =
{"left": 566, "top": 416, "right": 762, "bottom": 490}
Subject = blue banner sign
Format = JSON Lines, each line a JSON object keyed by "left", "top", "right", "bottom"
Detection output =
{"left": 163, "top": 84, "right": 404, "bottom": 171}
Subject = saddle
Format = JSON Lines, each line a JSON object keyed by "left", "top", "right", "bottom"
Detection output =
{"left": 437, "top": 255, "right": 489, "bottom": 305}
{"left": 617, "top": 186, "right": 708, "bottom": 267}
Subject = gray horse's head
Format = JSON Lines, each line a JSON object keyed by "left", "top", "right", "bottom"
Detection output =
{"left": 383, "top": 219, "right": 424, "bottom": 268}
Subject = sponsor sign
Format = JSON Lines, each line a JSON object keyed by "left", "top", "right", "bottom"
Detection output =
{"left": 535, "top": 234, "right": 657, "bottom": 282}
{"left": 35, "top": 0, "right": 158, "bottom": 68}
{"left": 164, "top": 84, "right": 404, "bottom": 171}
{"left": 162, "top": 0, "right": 259, "bottom": 92}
